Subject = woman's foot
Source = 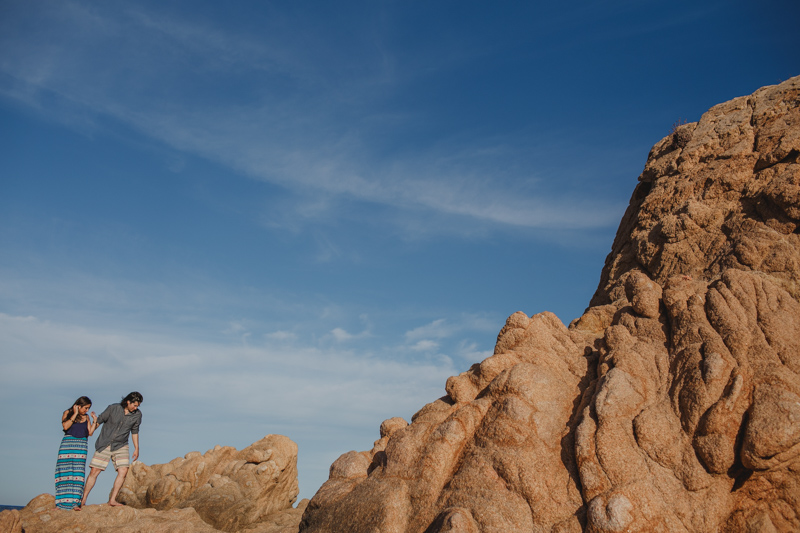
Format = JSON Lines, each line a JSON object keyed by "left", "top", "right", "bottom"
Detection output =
{"left": 73, "top": 505, "right": 81, "bottom": 511}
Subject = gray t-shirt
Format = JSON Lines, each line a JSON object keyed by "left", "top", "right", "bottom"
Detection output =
{"left": 94, "top": 403, "right": 142, "bottom": 452}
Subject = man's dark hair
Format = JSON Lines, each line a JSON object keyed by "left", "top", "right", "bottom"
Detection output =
{"left": 121, "top": 391, "right": 143, "bottom": 407}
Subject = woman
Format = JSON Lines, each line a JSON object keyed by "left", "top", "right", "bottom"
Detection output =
{"left": 55, "top": 396, "right": 97, "bottom": 510}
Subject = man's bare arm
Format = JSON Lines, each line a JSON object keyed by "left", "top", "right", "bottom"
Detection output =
{"left": 132, "top": 433, "right": 139, "bottom": 461}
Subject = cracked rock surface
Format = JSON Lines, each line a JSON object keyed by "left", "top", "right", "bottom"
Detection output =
{"left": 300, "top": 76, "right": 800, "bottom": 532}
{"left": 118, "top": 434, "right": 301, "bottom": 532}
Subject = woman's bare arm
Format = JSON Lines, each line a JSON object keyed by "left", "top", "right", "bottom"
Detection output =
{"left": 61, "top": 406, "right": 78, "bottom": 431}
{"left": 87, "top": 411, "right": 98, "bottom": 436}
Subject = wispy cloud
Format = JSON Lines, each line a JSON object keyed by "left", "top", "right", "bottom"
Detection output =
{"left": 455, "top": 340, "right": 493, "bottom": 362}
{"left": 402, "top": 316, "right": 496, "bottom": 362}
{"left": 405, "top": 316, "right": 495, "bottom": 341}
{"left": 0, "top": 312, "right": 454, "bottom": 410}
{"left": 264, "top": 330, "right": 298, "bottom": 342}
{"left": 0, "top": 306, "right": 468, "bottom": 500}
{"left": 405, "top": 318, "right": 452, "bottom": 341}
{"left": 410, "top": 339, "right": 440, "bottom": 352}
{"left": 0, "top": 2, "right": 624, "bottom": 236}
{"left": 329, "top": 327, "right": 371, "bottom": 342}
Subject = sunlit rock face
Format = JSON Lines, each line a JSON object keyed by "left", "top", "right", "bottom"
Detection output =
{"left": 119, "top": 434, "right": 301, "bottom": 532}
{"left": 300, "top": 76, "right": 800, "bottom": 533}
{"left": 2, "top": 493, "right": 222, "bottom": 533}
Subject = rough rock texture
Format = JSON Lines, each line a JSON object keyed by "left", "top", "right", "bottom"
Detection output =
{"left": 1, "top": 493, "right": 220, "bottom": 533}
{"left": 119, "top": 435, "right": 300, "bottom": 532}
{"left": 300, "top": 76, "right": 800, "bottom": 532}
{"left": 0, "top": 435, "right": 308, "bottom": 533}
{"left": 0, "top": 495, "right": 309, "bottom": 533}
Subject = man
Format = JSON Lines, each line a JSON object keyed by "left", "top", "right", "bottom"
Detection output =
{"left": 80, "top": 391, "right": 143, "bottom": 507}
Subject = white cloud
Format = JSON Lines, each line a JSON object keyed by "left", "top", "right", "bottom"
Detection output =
{"left": 224, "top": 321, "right": 247, "bottom": 334}
{"left": 0, "top": 310, "right": 456, "bottom": 416}
{"left": 401, "top": 316, "right": 498, "bottom": 362}
{"left": 0, "top": 309, "right": 461, "bottom": 502}
{"left": 264, "top": 330, "right": 297, "bottom": 342}
{"left": 410, "top": 339, "right": 439, "bottom": 352}
{"left": 0, "top": 2, "right": 623, "bottom": 237}
{"left": 455, "top": 340, "right": 493, "bottom": 362}
{"left": 330, "top": 327, "right": 354, "bottom": 342}
{"left": 404, "top": 318, "right": 450, "bottom": 341}
{"left": 329, "top": 327, "right": 371, "bottom": 342}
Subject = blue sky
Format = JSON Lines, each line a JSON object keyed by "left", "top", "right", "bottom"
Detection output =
{"left": 0, "top": 0, "right": 797, "bottom": 506}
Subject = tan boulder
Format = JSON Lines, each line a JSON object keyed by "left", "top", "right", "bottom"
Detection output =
{"left": 0, "top": 507, "right": 22, "bottom": 533}
{"left": 119, "top": 434, "right": 300, "bottom": 532}
{"left": 301, "top": 76, "right": 800, "bottom": 532}
{"left": 2, "top": 493, "right": 219, "bottom": 533}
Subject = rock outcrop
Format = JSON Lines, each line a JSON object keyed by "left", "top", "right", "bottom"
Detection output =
{"left": 1, "top": 493, "right": 220, "bottom": 533}
{"left": 1, "top": 435, "right": 308, "bottom": 533}
{"left": 300, "top": 76, "right": 800, "bottom": 532}
{"left": 119, "top": 434, "right": 300, "bottom": 532}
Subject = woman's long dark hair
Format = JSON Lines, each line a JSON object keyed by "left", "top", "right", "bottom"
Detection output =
{"left": 63, "top": 396, "right": 92, "bottom": 423}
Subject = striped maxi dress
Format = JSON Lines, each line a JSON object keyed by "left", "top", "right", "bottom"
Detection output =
{"left": 54, "top": 420, "right": 89, "bottom": 510}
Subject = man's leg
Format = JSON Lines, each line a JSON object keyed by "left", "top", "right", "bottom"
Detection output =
{"left": 83, "top": 446, "right": 111, "bottom": 506}
{"left": 107, "top": 445, "right": 131, "bottom": 505}
{"left": 81, "top": 467, "right": 102, "bottom": 506}
{"left": 108, "top": 467, "right": 129, "bottom": 506}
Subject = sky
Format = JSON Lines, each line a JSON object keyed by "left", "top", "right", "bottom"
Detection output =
{"left": 0, "top": 0, "right": 798, "bottom": 507}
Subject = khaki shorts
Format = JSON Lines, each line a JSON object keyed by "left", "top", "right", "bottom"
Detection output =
{"left": 89, "top": 445, "right": 130, "bottom": 471}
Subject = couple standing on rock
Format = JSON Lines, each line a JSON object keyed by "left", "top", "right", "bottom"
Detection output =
{"left": 55, "top": 392, "right": 143, "bottom": 511}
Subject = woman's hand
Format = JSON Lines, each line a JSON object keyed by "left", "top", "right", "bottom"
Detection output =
{"left": 72, "top": 405, "right": 79, "bottom": 417}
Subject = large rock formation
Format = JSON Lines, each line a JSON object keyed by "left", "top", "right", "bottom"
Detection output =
{"left": 119, "top": 434, "right": 300, "bottom": 532}
{"left": 1, "top": 435, "right": 308, "bottom": 533}
{"left": 300, "top": 76, "right": 800, "bottom": 532}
